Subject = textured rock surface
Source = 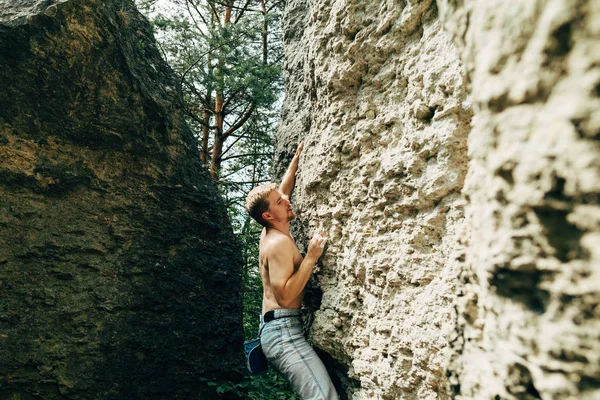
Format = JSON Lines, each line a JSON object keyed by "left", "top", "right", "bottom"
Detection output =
{"left": 0, "top": 1, "right": 242, "bottom": 399}
{"left": 277, "top": 0, "right": 599, "bottom": 399}
{"left": 277, "top": 1, "right": 471, "bottom": 398}
{"left": 438, "top": 1, "right": 600, "bottom": 399}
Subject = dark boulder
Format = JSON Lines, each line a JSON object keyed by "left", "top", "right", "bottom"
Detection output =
{"left": 0, "top": 1, "right": 243, "bottom": 398}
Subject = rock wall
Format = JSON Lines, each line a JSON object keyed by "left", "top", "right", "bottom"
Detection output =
{"left": 277, "top": 1, "right": 471, "bottom": 398}
{"left": 439, "top": 1, "right": 600, "bottom": 399}
{"left": 277, "top": 0, "right": 599, "bottom": 399}
{"left": 0, "top": 1, "right": 243, "bottom": 399}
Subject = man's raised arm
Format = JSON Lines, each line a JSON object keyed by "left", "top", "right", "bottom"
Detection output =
{"left": 279, "top": 142, "right": 304, "bottom": 198}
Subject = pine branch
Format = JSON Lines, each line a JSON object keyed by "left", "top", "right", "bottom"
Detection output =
{"left": 223, "top": 103, "right": 255, "bottom": 139}
{"left": 220, "top": 152, "right": 273, "bottom": 162}
{"left": 219, "top": 179, "right": 270, "bottom": 186}
{"left": 233, "top": 0, "right": 254, "bottom": 23}
{"left": 267, "top": 0, "right": 285, "bottom": 12}
{"left": 180, "top": 45, "right": 224, "bottom": 92}
{"left": 220, "top": 164, "right": 253, "bottom": 179}
{"left": 184, "top": 108, "right": 216, "bottom": 129}
{"left": 220, "top": 126, "right": 250, "bottom": 157}
{"left": 185, "top": 0, "right": 210, "bottom": 38}
{"left": 207, "top": 0, "right": 222, "bottom": 26}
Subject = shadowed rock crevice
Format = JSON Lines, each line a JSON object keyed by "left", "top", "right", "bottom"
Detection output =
{"left": 489, "top": 268, "right": 552, "bottom": 313}
{"left": 532, "top": 207, "right": 586, "bottom": 262}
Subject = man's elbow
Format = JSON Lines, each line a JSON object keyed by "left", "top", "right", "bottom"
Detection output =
{"left": 274, "top": 290, "right": 294, "bottom": 308}
{"left": 276, "top": 296, "right": 294, "bottom": 308}
{"left": 278, "top": 299, "right": 295, "bottom": 308}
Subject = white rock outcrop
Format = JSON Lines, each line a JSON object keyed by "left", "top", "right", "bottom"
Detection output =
{"left": 276, "top": 0, "right": 599, "bottom": 399}
{"left": 439, "top": 1, "right": 600, "bottom": 399}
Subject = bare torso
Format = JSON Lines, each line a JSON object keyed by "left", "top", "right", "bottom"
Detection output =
{"left": 259, "top": 227, "right": 304, "bottom": 313}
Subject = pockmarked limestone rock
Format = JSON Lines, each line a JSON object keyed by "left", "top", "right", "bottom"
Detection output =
{"left": 438, "top": 1, "right": 600, "bottom": 399}
{"left": 0, "top": 1, "right": 243, "bottom": 399}
{"left": 277, "top": 0, "right": 599, "bottom": 399}
{"left": 277, "top": 0, "right": 471, "bottom": 398}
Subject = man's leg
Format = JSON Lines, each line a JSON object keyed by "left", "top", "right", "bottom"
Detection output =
{"left": 265, "top": 317, "right": 338, "bottom": 400}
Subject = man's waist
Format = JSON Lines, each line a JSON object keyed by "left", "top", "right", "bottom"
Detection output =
{"left": 262, "top": 308, "right": 301, "bottom": 323}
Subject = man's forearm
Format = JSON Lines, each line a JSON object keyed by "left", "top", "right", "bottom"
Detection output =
{"left": 279, "top": 155, "right": 300, "bottom": 197}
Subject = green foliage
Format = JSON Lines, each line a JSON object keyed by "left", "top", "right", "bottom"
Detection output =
{"left": 197, "top": 367, "right": 300, "bottom": 400}
{"left": 218, "top": 113, "right": 298, "bottom": 400}
{"left": 135, "top": 0, "right": 280, "bottom": 334}
{"left": 136, "top": 0, "right": 283, "bottom": 146}
{"left": 218, "top": 109, "right": 276, "bottom": 337}
{"left": 135, "top": 1, "right": 294, "bottom": 398}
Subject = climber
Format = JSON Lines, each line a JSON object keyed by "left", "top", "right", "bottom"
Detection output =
{"left": 245, "top": 142, "right": 339, "bottom": 400}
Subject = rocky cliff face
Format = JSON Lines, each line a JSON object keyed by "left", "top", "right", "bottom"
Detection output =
{"left": 277, "top": 1, "right": 470, "bottom": 398}
{"left": 0, "top": 1, "right": 242, "bottom": 399}
{"left": 277, "top": 0, "right": 599, "bottom": 399}
{"left": 439, "top": 1, "right": 600, "bottom": 399}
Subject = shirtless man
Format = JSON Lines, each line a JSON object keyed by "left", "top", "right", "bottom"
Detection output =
{"left": 245, "top": 143, "right": 339, "bottom": 400}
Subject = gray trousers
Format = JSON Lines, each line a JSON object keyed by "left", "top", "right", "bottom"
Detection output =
{"left": 260, "top": 309, "right": 339, "bottom": 400}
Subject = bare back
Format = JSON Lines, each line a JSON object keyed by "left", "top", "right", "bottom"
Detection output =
{"left": 259, "top": 227, "right": 304, "bottom": 313}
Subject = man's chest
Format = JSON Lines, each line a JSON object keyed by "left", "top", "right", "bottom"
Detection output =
{"left": 292, "top": 247, "right": 303, "bottom": 272}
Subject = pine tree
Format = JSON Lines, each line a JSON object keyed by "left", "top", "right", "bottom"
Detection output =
{"left": 139, "top": 0, "right": 283, "bottom": 180}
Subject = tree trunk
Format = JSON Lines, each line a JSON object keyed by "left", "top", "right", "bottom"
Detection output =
{"left": 224, "top": 1, "right": 233, "bottom": 23}
{"left": 201, "top": 47, "right": 214, "bottom": 165}
{"left": 209, "top": 1, "right": 233, "bottom": 180}
{"left": 261, "top": 0, "right": 267, "bottom": 64}
{"left": 200, "top": 109, "right": 210, "bottom": 164}
{"left": 210, "top": 130, "right": 223, "bottom": 180}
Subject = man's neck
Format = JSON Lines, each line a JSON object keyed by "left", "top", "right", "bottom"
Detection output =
{"left": 268, "top": 221, "right": 291, "bottom": 237}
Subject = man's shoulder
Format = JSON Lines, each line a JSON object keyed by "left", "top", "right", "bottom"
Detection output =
{"left": 261, "top": 231, "right": 295, "bottom": 254}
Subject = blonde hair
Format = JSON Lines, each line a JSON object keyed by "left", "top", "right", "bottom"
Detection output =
{"left": 245, "top": 182, "right": 278, "bottom": 227}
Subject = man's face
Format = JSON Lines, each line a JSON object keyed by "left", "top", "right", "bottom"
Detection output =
{"left": 266, "top": 190, "right": 296, "bottom": 223}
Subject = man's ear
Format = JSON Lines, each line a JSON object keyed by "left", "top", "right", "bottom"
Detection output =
{"left": 261, "top": 211, "right": 272, "bottom": 222}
